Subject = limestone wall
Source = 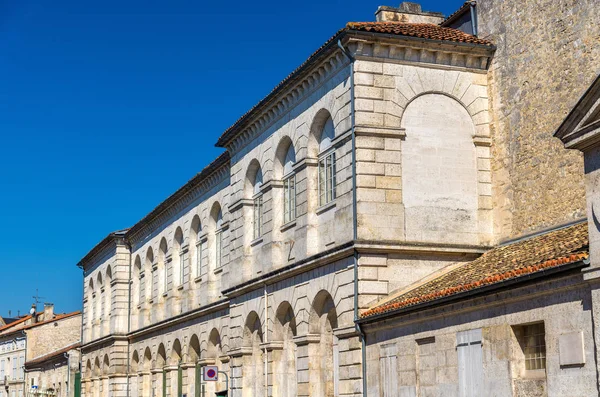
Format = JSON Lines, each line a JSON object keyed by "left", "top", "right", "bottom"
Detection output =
{"left": 364, "top": 275, "right": 597, "bottom": 397}
{"left": 26, "top": 315, "right": 81, "bottom": 361}
{"left": 478, "top": 0, "right": 600, "bottom": 240}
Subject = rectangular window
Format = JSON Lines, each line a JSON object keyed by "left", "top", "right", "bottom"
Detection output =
{"left": 18, "top": 356, "right": 23, "bottom": 380}
{"left": 196, "top": 241, "right": 203, "bottom": 278}
{"left": 379, "top": 343, "right": 398, "bottom": 397}
{"left": 457, "top": 329, "right": 483, "bottom": 397}
{"left": 283, "top": 175, "right": 296, "bottom": 224}
{"left": 215, "top": 231, "right": 222, "bottom": 268}
{"left": 179, "top": 252, "right": 185, "bottom": 286}
{"left": 139, "top": 272, "right": 145, "bottom": 304}
{"left": 12, "top": 358, "right": 16, "bottom": 380}
{"left": 1, "top": 359, "right": 4, "bottom": 378}
{"left": 515, "top": 323, "right": 546, "bottom": 371}
{"left": 319, "top": 151, "right": 337, "bottom": 207}
{"left": 253, "top": 195, "right": 263, "bottom": 239}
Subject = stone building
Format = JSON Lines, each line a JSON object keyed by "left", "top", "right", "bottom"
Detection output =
{"left": 0, "top": 306, "right": 80, "bottom": 397}
{"left": 24, "top": 312, "right": 81, "bottom": 397}
{"left": 76, "top": 1, "right": 600, "bottom": 397}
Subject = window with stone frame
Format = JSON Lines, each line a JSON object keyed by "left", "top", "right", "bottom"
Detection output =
{"left": 283, "top": 144, "right": 297, "bottom": 224}
{"left": 253, "top": 167, "right": 264, "bottom": 239}
{"left": 196, "top": 235, "right": 204, "bottom": 278}
{"left": 215, "top": 210, "right": 224, "bottom": 268}
{"left": 318, "top": 116, "right": 337, "bottom": 207}
{"left": 514, "top": 322, "right": 547, "bottom": 372}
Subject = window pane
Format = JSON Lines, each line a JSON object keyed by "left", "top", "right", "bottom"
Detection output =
{"left": 215, "top": 232, "right": 222, "bottom": 268}
{"left": 319, "top": 159, "right": 326, "bottom": 206}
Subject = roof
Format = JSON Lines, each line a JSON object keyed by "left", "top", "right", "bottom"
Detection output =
{"left": 360, "top": 221, "right": 589, "bottom": 320}
{"left": 554, "top": 73, "right": 600, "bottom": 148}
{"left": 440, "top": 1, "right": 474, "bottom": 27}
{"left": 76, "top": 229, "right": 129, "bottom": 269}
{"left": 25, "top": 343, "right": 80, "bottom": 368}
{"left": 215, "top": 21, "right": 493, "bottom": 148}
{"left": 0, "top": 311, "right": 81, "bottom": 336}
{"left": 124, "top": 151, "right": 230, "bottom": 242}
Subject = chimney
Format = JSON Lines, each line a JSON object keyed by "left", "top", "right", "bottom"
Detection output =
{"left": 376, "top": 2, "right": 445, "bottom": 24}
{"left": 30, "top": 304, "right": 37, "bottom": 323}
{"left": 43, "top": 303, "right": 54, "bottom": 321}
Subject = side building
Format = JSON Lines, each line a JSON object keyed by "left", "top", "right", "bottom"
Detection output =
{"left": 0, "top": 306, "right": 80, "bottom": 397}
{"left": 77, "top": 3, "right": 496, "bottom": 397}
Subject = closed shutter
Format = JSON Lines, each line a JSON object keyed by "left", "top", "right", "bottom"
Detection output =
{"left": 457, "top": 329, "right": 483, "bottom": 397}
{"left": 195, "top": 364, "right": 202, "bottom": 397}
{"left": 379, "top": 343, "right": 398, "bottom": 397}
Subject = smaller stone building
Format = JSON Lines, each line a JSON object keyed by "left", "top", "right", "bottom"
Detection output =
{"left": 0, "top": 306, "right": 80, "bottom": 397}
{"left": 24, "top": 344, "right": 80, "bottom": 397}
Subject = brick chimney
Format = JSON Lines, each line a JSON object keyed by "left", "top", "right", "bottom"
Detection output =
{"left": 43, "top": 303, "right": 54, "bottom": 321}
{"left": 376, "top": 2, "right": 444, "bottom": 24}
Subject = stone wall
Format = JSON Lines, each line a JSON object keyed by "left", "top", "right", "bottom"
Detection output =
{"left": 26, "top": 315, "right": 81, "bottom": 360}
{"left": 364, "top": 274, "right": 597, "bottom": 397}
{"left": 478, "top": 0, "right": 600, "bottom": 240}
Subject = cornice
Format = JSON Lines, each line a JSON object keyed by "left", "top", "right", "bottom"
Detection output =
{"left": 126, "top": 153, "right": 231, "bottom": 246}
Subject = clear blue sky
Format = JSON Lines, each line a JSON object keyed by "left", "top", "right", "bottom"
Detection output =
{"left": 0, "top": 0, "right": 463, "bottom": 317}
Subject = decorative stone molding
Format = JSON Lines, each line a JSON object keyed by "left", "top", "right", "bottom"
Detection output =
{"left": 197, "top": 358, "right": 216, "bottom": 366}
{"left": 355, "top": 125, "right": 406, "bottom": 139}
{"left": 473, "top": 135, "right": 492, "bottom": 147}
{"left": 228, "top": 347, "right": 253, "bottom": 358}
{"left": 293, "top": 334, "right": 321, "bottom": 346}
{"left": 260, "top": 341, "right": 284, "bottom": 352}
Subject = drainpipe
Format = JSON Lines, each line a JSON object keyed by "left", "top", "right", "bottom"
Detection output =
{"left": 126, "top": 240, "right": 133, "bottom": 397}
{"left": 337, "top": 39, "right": 368, "bottom": 397}
{"left": 469, "top": 1, "right": 478, "bottom": 36}
{"left": 263, "top": 284, "right": 268, "bottom": 397}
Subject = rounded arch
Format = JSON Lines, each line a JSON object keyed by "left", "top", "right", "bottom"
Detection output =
{"left": 85, "top": 359, "right": 92, "bottom": 376}
{"left": 131, "top": 350, "right": 140, "bottom": 373}
{"left": 188, "top": 334, "right": 201, "bottom": 363}
{"left": 105, "top": 265, "right": 113, "bottom": 283}
{"left": 273, "top": 301, "right": 297, "bottom": 341}
{"left": 159, "top": 237, "right": 169, "bottom": 260}
{"left": 94, "top": 357, "right": 101, "bottom": 377}
{"left": 143, "top": 347, "right": 153, "bottom": 371}
{"left": 88, "top": 278, "right": 94, "bottom": 293}
{"left": 207, "top": 328, "right": 222, "bottom": 359}
{"left": 96, "top": 272, "right": 103, "bottom": 288}
{"left": 156, "top": 343, "right": 167, "bottom": 369}
{"left": 245, "top": 159, "right": 263, "bottom": 198}
{"left": 134, "top": 255, "right": 142, "bottom": 274}
{"left": 309, "top": 290, "right": 338, "bottom": 335}
{"left": 145, "top": 247, "right": 154, "bottom": 270}
{"left": 274, "top": 136, "right": 297, "bottom": 180}
{"left": 243, "top": 311, "right": 263, "bottom": 348}
{"left": 210, "top": 202, "right": 223, "bottom": 231}
{"left": 400, "top": 92, "right": 478, "bottom": 244}
{"left": 173, "top": 227, "right": 184, "bottom": 250}
{"left": 308, "top": 108, "right": 335, "bottom": 157}
{"left": 190, "top": 215, "right": 201, "bottom": 240}
{"left": 171, "top": 339, "right": 182, "bottom": 365}
{"left": 103, "top": 354, "right": 110, "bottom": 375}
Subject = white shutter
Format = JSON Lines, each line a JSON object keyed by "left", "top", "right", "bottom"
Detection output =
{"left": 457, "top": 329, "right": 483, "bottom": 397}
{"left": 379, "top": 343, "right": 398, "bottom": 397}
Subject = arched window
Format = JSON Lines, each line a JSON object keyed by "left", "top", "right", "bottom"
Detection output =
{"left": 283, "top": 144, "right": 297, "bottom": 223}
{"left": 318, "top": 116, "right": 336, "bottom": 206}
{"left": 159, "top": 238, "right": 169, "bottom": 295}
{"left": 253, "top": 167, "right": 264, "bottom": 239}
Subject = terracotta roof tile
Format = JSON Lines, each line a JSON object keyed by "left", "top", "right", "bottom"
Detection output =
{"left": 346, "top": 22, "right": 492, "bottom": 46}
{"left": 215, "top": 22, "right": 492, "bottom": 148}
{"left": 361, "top": 222, "right": 589, "bottom": 319}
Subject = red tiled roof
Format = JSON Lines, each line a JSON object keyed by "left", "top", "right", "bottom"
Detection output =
{"left": 215, "top": 22, "right": 492, "bottom": 148}
{"left": 346, "top": 22, "right": 492, "bottom": 46}
{"left": 0, "top": 312, "right": 81, "bottom": 335}
{"left": 361, "top": 222, "right": 589, "bottom": 319}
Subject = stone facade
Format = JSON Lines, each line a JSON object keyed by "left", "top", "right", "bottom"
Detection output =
{"left": 477, "top": 0, "right": 600, "bottom": 240}
{"left": 77, "top": 4, "right": 495, "bottom": 396}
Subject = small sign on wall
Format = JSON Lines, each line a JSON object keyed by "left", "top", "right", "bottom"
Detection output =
{"left": 559, "top": 331, "right": 585, "bottom": 367}
{"left": 203, "top": 366, "right": 219, "bottom": 381}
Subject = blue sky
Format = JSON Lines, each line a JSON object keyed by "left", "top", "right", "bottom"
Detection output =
{"left": 0, "top": 0, "right": 464, "bottom": 317}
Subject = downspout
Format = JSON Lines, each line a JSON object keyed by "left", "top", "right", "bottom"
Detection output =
{"left": 337, "top": 39, "right": 367, "bottom": 397}
{"left": 469, "top": 1, "right": 478, "bottom": 36}
{"left": 126, "top": 240, "right": 133, "bottom": 397}
{"left": 263, "top": 283, "right": 268, "bottom": 397}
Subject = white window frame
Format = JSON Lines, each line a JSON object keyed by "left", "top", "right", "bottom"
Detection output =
{"left": 196, "top": 239, "right": 203, "bottom": 278}
{"left": 215, "top": 230, "right": 222, "bottom": 269}
{"left": 253, "top": 193, "right": 263, "bottom": 239}
{"left": 283, "top": 174, "right": 296, "bottom": 224}
{"left": 318, "top": 150, "right": 337, "bottom": 207}
{"left": 179, "top": 250, "right": 185, "bottom": 286}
